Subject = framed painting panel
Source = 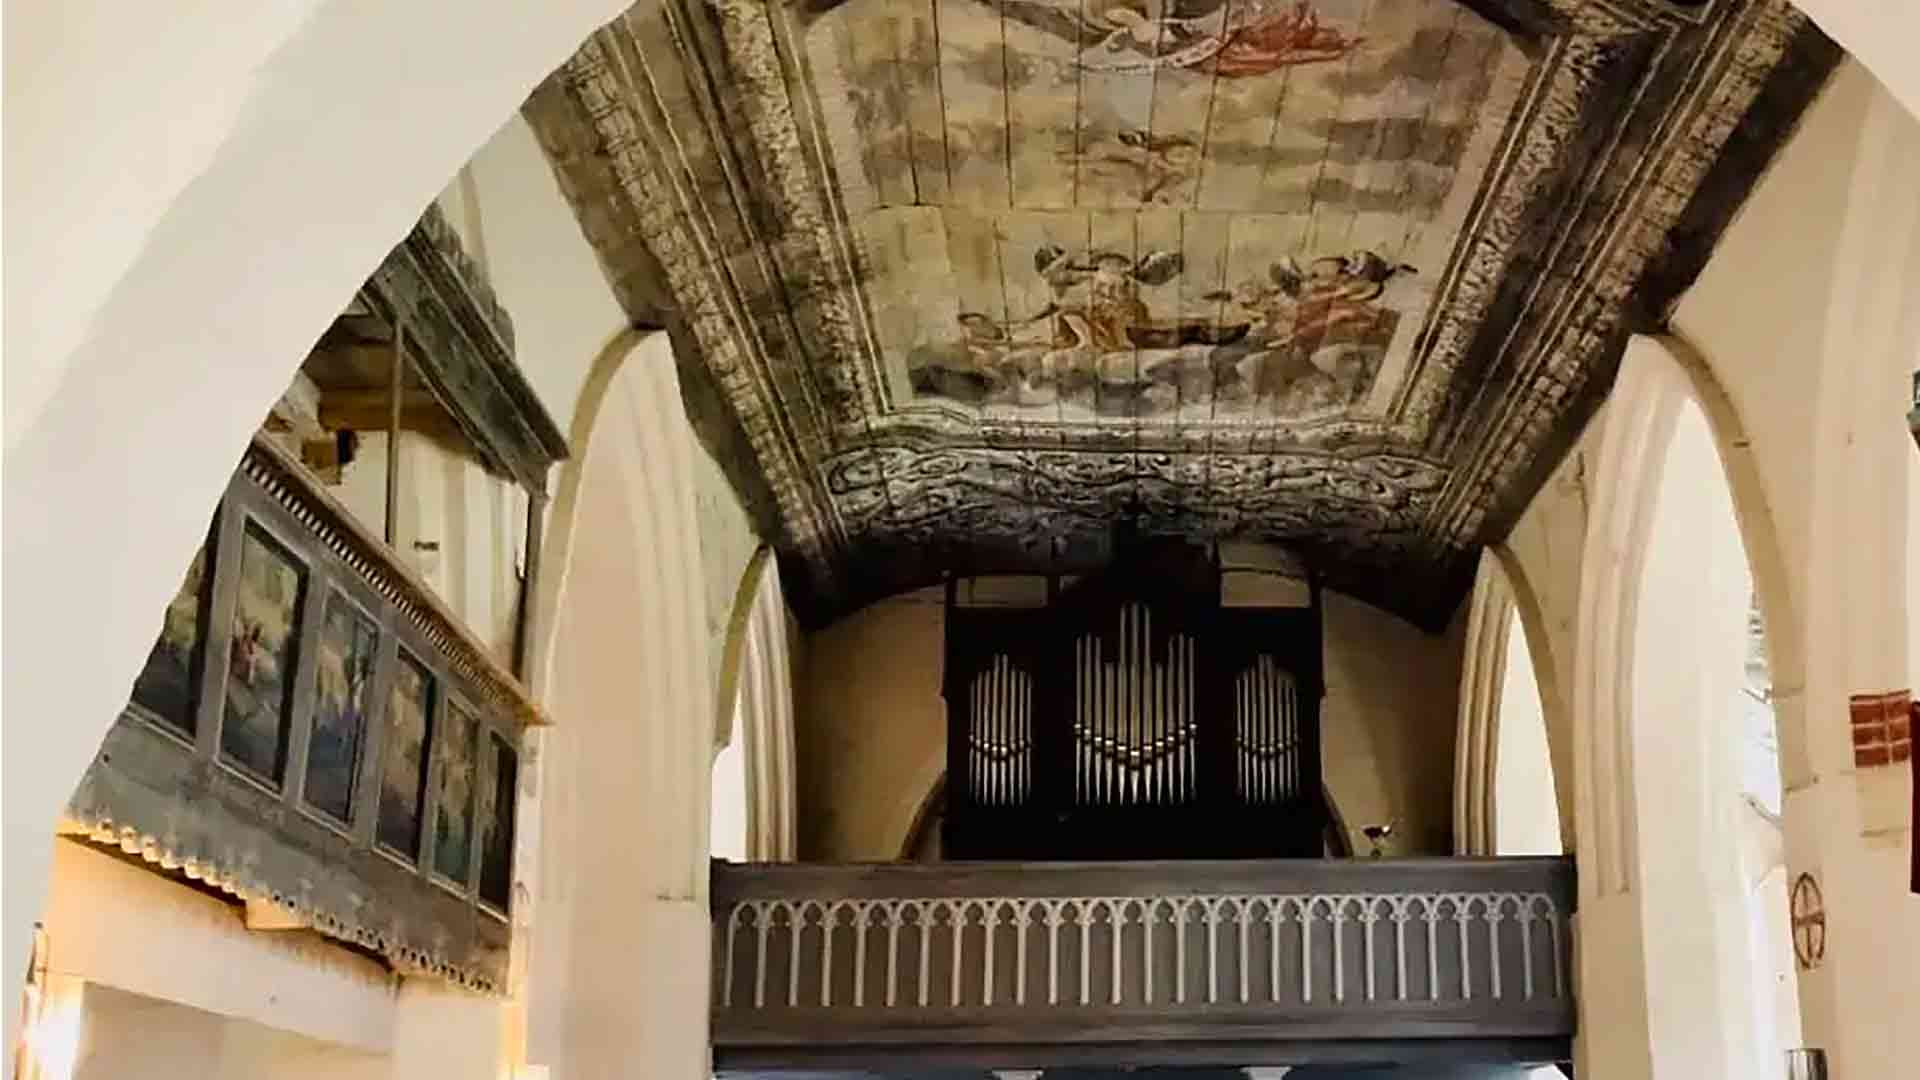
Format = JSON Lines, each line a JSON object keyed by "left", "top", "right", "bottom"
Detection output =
{"left": 478, "top": 731, "right": 518, "bottom": 913}
{"left": 303, "top": 589, "right": 379, "bottom": 826}
{"left": 376, "top": 649, "right": 436, "bottom": 859}
{"left": 431, "top": 701, "right": 480, "bottom": 886}
{"left": 219, "top": 520, "right": 307, "bottom": 784}
{"left": 130, "top": 517, "right": 217, "bottom": 736}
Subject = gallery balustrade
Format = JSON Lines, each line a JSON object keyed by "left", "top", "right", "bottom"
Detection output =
{"left": 711, "top": 856, "right": 1576, "bottom": 1071}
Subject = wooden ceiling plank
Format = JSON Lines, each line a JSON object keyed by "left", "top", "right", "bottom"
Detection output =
{"left": 523, "top": 0, "right": 1841, "bottom": 627}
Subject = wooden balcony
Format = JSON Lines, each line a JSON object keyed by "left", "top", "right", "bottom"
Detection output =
{"left": 711, "top": 857, "right": 1576, "bottom": 1072}
{"left": 66, "top": 437, "right": 537, "bottom": 993}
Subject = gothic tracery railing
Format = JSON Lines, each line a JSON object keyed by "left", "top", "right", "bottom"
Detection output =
{"left": 711, "top": 857, "right": 1575, "bottom": 1066}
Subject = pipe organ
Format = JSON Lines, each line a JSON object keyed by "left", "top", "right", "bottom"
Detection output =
{"left": 943, "top": 551, "right": 1325, "bottom": 861}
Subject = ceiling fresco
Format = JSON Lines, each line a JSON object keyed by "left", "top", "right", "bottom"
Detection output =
{"left": 814, "top": 0, "right": 1524, "bottom": 427}
{"left": 524, "top": 0, "right": 1837, "bottom": 626}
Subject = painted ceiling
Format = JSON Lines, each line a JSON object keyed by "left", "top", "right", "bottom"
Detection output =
{"left": 526, "top": 0, "right": 1836, "bottom": 627}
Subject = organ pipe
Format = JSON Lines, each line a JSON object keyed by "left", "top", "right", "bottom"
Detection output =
{"left": 968, "top": 655, "right": 1034, "bottom": 806}
{"left": 1231, "top": 656, "right": 1304, "bottom": 803}
{"left": 1066, "top": 605, "right": 1203, "bottom": 808}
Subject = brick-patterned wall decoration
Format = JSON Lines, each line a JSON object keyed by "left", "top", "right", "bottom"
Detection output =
{"left": 1849, "top": 689, "right": 1913, "bottom": 767}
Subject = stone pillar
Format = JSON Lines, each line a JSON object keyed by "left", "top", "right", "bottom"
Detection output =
{"left": 1454, "top": 551, "right": 1516, "bottom": 857}
{"left": 1627, "top": 400, "right": 1767, "bottom": 1076}
{"left": 1785, "top": 68, "right": 1920, "bottom": 1074}
{"left": 1565, "top": 341, "right": 1679, "bottom": 1080}
{"left": 517, "top": 340, "right": 718, "bottom": 1079}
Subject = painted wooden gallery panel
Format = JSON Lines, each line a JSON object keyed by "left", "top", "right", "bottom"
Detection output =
{"left": 68, "top": 439, "right": 529, "bottom": 992}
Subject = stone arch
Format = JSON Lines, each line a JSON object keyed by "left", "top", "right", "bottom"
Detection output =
{"left": 1557, "top": 332, "right": 1802, "bottom": 880}
{"left": 1454, "top": 549, "right": 1566, "bottom": 856}
{"left": 1665, "top": 64, "right": 1920, "bottom": 1071}
{"left": 711, "top": 547, "right": 800, "bottom": 862}
{"left": 1572, "top": 338, "right": 1687, "bottom": 900}
{"left": 1453, "top": 550, "right": 1516, "bottom": 856}
{"left": 898, "top": 774, "right": 948, "bottom": 862}
{"left": 1569, "top": 333, "right": 1815, "bottom": 1077}
{"left": 1493, "top": 543, "right": 1574, "bottom": 847}
{"left": 517, "top": 332, "right": 716, "bottom": 1078}
{"left": 3, "top": 1, "right": 632, "bottom": 1032}
{"left": 1653, "top": 334, "right": 1808, "bottom": 782}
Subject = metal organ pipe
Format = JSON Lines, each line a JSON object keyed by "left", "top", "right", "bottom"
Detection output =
{"left": 1284, "top": 662, "right": 1297, "bottom": 799}
{"left": 1067, "top": 608, "right": 1208, "bottom": 808}
{"left": 999, "top": 655, "right": 1009, "bottom": 805}
{"left": 1231, "top": 656, "right": 1304, "bottom": 803}
{"left": 1175, "top": 630, "right": 1190, "bottom": 799}
{"left": 1269, "top": 660, "right": 1279, "bottom": 801}
{"left": 968, "top": 655, "right": 1035, "bottom": 807}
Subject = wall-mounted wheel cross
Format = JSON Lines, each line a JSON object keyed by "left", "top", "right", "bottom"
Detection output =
{"left": 1790, "top": 872, "right": 1826, "bottom": 971}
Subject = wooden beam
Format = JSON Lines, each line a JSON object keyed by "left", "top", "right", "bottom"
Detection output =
{"left": 314, "top": 389, "right": 463, "bottom": 441}
{"left": 303, "top": 341, "right": 406, "bottom": 391}
{"left": 385, "top": 324, "right": 404, "bottom": 545}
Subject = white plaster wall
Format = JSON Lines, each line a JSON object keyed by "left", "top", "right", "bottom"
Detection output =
{"left": 1320, "top": 590, "right": 1464, "bottom": 855}
{"left": 388, "top": 982, "right": 505, "bottom": 1080}
{"left": 1494, "top": 614, "right": 1561, "bottom": 856}
{"left": 437, "top": 114, "right": 628, "bottom": 433}
{"left": 796, "top": 581, "right": 1464, "bottom": 861}
{"left": 1495, "top": 414, "right": 1596, "bottom": 840}
{"left": 3, "top": 7, "right": 633, "bottom": 1040}
{"left": 383, "top": 109, "right": 647, "bottom": 657}
{"left": 1672, "top": 60, "right": 1920, "bottom": 1074}
{"left": 798, "top": 588, "right": 948, "bottom": 861}
{"left": 40, "top": 841, "right": 396, "bottom": 1055}
{"left": 72, "top": 985, "right": 229, "bottom": 1080}
{"left": 429, "top": 111, "right": 762, "bottom": 682}
{"left": 1788, "top": 2, "right": 1920, "bottom": 122}
{"left": 1630, "top": 402, "right": 1769, "bottom": 1078}
{"left": 711, "top": 739, "right": 750, "bottom": 862}
{"left": 714, "top": 549, "right": 802, "bottom": 862}
{"left": 693, "top": 442, "right": 766, "bottom": 694}
{"left": 72, "top": 985, "right": 389, "bottom": 1080}
{"left": 1504, "top": 64, "right": 1918, "bottom": 1071}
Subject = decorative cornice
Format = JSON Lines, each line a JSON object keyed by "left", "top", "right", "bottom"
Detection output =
{"left": 525, "top": 21, "right": 848, "bottom": 599}
{"left": 367, "top": 205, "right": 570, "bottom": 495}
{"left": 245, "top": 436, "right": 548, "bottom": 728}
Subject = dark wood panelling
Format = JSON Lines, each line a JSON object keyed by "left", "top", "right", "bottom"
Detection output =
{"left": 943, "top": 553, "right": 1325, "bottom": 859}
{"left": 68, "top": 437, "right": 531, "bottom": 993}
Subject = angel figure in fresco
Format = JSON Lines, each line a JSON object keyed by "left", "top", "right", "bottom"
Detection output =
{"left": 1027, "top": 245, "right": 1176, "bottom": 345}
{"left": 1221, "top": 248, "right": 1414, "bottom": 409}
{"left": 1265, "top": 250, "right": 1415, "bottom": 349}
